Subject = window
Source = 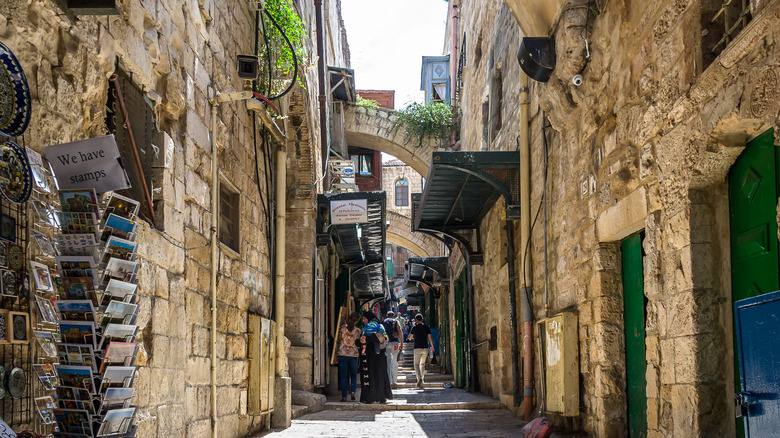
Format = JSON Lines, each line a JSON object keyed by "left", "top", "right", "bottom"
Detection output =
{"left": 219, "top": 182, "right": 240, "bottom": 253}
{"left": 106, "top": 70, "right": 157, "bottom": 226}
{"left": 395, "top": 179, "right": 409, "bottom": 206}
{"left": 432, "top": 83, "right": 447, "bottom": 102}
{"left": 394, "top": 247, "right": 408, "bottom": 277}
{"left": 351, "top": 153, "right": 374, "bottom": 176}
{"left": 701, "top": 0, "right": 752, "bottom": 69}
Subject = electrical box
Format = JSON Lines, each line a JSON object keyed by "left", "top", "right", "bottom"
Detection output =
{"left": 539, "top": 312, "right": 579, "bottom": 416}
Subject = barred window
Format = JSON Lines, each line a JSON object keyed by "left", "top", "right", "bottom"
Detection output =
{"left": 701, "top": 0, "right": 752, "bottom": 69}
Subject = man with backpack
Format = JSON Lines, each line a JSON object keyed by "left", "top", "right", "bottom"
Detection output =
{"left": 382, "top": 311, "right": 404, "bottom": 387}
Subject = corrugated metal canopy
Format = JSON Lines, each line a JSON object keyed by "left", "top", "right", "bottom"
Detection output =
{"left": 412, "top": 151, "right": 521, "bottom": 263}
{"left": 405, "top": 257, "right": 449, "bottom": 288}
{"left": 317, "top": 191, "right": 387, "bottom": 299}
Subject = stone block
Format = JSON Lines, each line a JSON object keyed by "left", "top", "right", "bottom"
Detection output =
{"left": 157, "top": 404, "right": 185, "bottom": 437}
{"left": 186, "top": 356, "right": 211, "bottom": 386}
{"left": 152, "top": 299, "right": 171, "bottom": 336}
{"left": 186, "top": 418, "right": 211, "bottom": 438}
{"left": 660, "top": 338, "right": 676, "bottom": 385}
{"left": 150, "top": 335, "right": 170, "bottom": 368}
{"left": 271, "top": 377, "right": 292, "bottom": 429}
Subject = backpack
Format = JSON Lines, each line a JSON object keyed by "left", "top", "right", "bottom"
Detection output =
{"left": 521, "top": 417, "right": 554, "bottom": 438}
{"left": 382, "top": 319, "right": 398, "bottom": 342}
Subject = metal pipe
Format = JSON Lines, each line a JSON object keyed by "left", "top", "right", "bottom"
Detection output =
{"left": 209, "top": 93, "right": 219, "bottom": 438}
{"left": 450, "top": 3, "right": 458, "bottom": 105}
{"left": 315, "top": 0, "right": 328, "bottom": 175}
{"left": 518, "top": 74, "right": 534, "bottom": 419}
{"left": 506, "top": 220, "right": 521, "bottom": 408}
{"left": 464, "top": 247, "right": 477, "bottom": 393}
{"left": 329, "top": 243, "right": 337, "bottom": 337}
{"left": 275, "top": 143, "right": 287, "bottom": 376}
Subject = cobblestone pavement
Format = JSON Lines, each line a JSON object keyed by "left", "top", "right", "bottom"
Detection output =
{"left": 260, "top": 408, "right": 529, "bottom": 437}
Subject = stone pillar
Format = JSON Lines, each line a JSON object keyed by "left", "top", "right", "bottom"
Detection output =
{"left": 271, "top": 377, "right": 292, "bottom": 429}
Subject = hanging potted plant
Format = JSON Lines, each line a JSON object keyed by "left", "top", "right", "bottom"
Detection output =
{"left": 393, "top": 101, "right": 459, "bottom": 149}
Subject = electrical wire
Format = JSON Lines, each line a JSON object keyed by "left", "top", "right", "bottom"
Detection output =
{"left": 522, "top": 115, "right": 551, "bottom": 308}
{"left": 151, "top": 226, "right": 215, "bottom": 250}
{"left": 253, "top": 91, "right": 280, "bottom": 113}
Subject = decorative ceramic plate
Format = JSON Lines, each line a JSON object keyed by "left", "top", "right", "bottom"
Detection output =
{"left": 0, "top": 42, "right": 31, "bottom": 138}
{"left": 0, "top": 141, "right": 33, "bottom": 204}
{"left": 7, "top": 366, "right": 25, "bottom": 399}
{"left": 7, "top": 245, "right": 22, "bottom": 270}
{"left": 0, "top": 366, "right": 5, "bottom": 399}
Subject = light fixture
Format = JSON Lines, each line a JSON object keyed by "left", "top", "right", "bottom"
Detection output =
{"left": 516, "top": 37, "right": 556, "bottom": 82}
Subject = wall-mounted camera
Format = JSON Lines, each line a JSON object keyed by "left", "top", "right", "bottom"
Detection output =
{"left": 237, "top": 55, "right": 260, "bottom": 80}
{"left": 572, "top": 74, "right": 583, "bottom": 87}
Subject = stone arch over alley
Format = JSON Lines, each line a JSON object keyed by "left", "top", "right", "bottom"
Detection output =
{"left": 386, "top": 210, "right": 442, "bottom": 258}
{"left": 344, "top": 105, "right": 440, "bottom": 176}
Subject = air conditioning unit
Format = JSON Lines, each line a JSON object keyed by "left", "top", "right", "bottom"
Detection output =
{"left": 538, "top": 312, "right": 579, "bottom": 416}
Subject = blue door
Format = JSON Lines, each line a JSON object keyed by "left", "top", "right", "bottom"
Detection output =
{"left": 734, "top": 290, "right": 780, "bottom": 437}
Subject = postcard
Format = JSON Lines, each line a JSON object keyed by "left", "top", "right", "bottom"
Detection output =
{"left": 97, "top": 407, "right": 136, "bottom": 437}
{"left": 57, "top": 343, "right": 97, "bottom": 373}
{"left": 30, "top": 260, "right": 55, "bottom": 292}
{"left": 101, "top": 342, "right": 137, "bottom": 373}
{"left": 32, "top": 230, "right": 58, "bottom": 257}
{"left": 34, "top": 330, "right": 58, "bottom": 357}
{"left": 33, "top": 363, "right": 59, "bottom": 390}
{"left": 26, "top": 146, "right": 51, "bottom": 193}
{"left": 101, "top": 301, "right": 138, "bottom": 326}
{"left": 54, "top": 365, "right": 95, "bottom": 394}
{"left": 56, "top": 300, "right": 98, "bottom": 323}
{"left": 52, "top": 408, "right": 92, "bottom": 435}
{"left": 32, "top": 199, "right": 61, "bottom": 228}
{"left": 101, "top": 213, "right": 137, "bottom": 242}
{"left": 56, "top": 255, "right": 99, "bottom": 284}
{"left": 100, "top": 366, "right": 135, "bottom": 391}
{"left": 103, "top": 193, "right": 139, "bottom": 221}
{"left": 56, "top": 386, "right": 91, "bottom": 402}
{"left": 99, "top": 324, "right": 138, "bottom": 350}
{"left": 59, "top": 321, "right": 97, "bottom": 349}
{"left": 35, "top": 396, "right": 57, "bottom": 424}
{"left": 56, "top": 233, "right": 99, "bottom": 258}
{"left": 60, "top": 211, "right": 99, "bottom": 235}
{"left": 102, "top": 258, "right": 137, "bottom": 284}
{"left": 60, "top": 188, "right": 100, "bottom": 217}
{"left": 101, "top": 388, "right": 134, "bottom": 410}
{"left": 100, "top": 280, "right": 137, "bottom": 308}
{"left": 101, "top": 236, "right": 137, "bottom": 264}
{"left": 57, "top": 398, "right": 96, "bottom": 416}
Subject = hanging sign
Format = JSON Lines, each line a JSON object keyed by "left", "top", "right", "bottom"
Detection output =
{"left": 43, "top": 135, "right": 130, "bottom": 193}
{"left": 407, "top": 306, "right": 420, "bottom": 311}
{"left": 330, "top": 199, "right": 368, "bottom": 224}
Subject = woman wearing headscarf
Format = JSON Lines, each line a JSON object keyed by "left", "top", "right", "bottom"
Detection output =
{"left": 358, "top": 310, "right": 393, "bottom": 403}
{"left": 336, "top": 312, "right": 361, "bottom": 402}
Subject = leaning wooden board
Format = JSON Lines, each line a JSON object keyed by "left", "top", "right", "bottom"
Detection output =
{"left": 329, "top": 306, "right": 346, "bottom": 365}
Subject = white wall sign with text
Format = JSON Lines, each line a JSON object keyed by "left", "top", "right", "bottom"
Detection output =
{"left": 330, "top": 199, "right": 368, "bottom": 224}
{"left": 44, "top": 135, "right": 131, "bottom": 193}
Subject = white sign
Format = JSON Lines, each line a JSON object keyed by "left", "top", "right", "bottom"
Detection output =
{"left": 407, "top": 306, "right": 420, "bottom": 311}
{"left": 330, "top": 199, "right": 368, "bottom": 224}
{"left": 44, "top": 135, "right": 131, "bottom": 193}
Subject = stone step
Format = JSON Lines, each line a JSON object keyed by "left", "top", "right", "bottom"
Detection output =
{"left": 397, "top": 373, "right": 453, "bottom": 383}
{"left": 393, "top": 381, "right": 452, "bottom": 388}
{"left": 290, "top": 404, "right": 309, "bottom": 419}
{"left": 324, "top": 399, "right": 501, "bottom": 411}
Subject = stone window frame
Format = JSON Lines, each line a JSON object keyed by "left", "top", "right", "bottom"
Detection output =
{"left": 218, "top": 175, "right": 241, "bottom": 254}
{"left": 701, "top": 0, "right": 753, "bottom": 70}
{"left": 395, "top": 178, "right": 409, "bottom": 207}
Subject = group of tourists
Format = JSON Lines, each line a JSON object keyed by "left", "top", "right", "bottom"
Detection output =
{"left": 335, "top": 309, "right": 434, "bottom": 403}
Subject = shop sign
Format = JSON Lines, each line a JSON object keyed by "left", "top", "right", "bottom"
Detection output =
{"left": 407, "top": 306, "right": 420, "bottom": 311}
{"left": 330, "top": 199, "right": 367, "bottom": 224}
{"left": 44, "top": 135, "right": 130, "bottom": 193}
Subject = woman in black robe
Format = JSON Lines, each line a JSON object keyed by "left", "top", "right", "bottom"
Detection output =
{"left": 358, "top": 311, "right": 393, "bottom": 403}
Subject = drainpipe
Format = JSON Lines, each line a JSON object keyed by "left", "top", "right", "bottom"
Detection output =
{"left": 315, "top": 0, "right": 328, "bottom": 175}
{"left": 464, "top": 248, "right": 477, "bottom": 393}
{"left": 450, "top": 2, "right": 459, "bottom": 145}
{"left": 506, "top": 220, "right": 521, "bottom": 408}
{"left": 275, "top": 142, "right": 287, "bottom": 376}
{"left": 208, "top": 94, "right": 220, "bottom": 438}
{"left": 518, "top": 74, "right": 534, "bottom": 420}
{"left": 329, "top": 243, "right": 337, "bottom": 337}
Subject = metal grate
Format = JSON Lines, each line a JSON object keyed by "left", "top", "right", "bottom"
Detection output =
{"left": 0, "top": 193, "right": 32, "bottom": 427}
{"left": 708, "top": 0, "right": 752, "bottom": 58}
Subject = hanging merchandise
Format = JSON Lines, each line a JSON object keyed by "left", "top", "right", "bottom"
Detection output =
{"left": 0, "top": 141, "right": 34, "bottom": 204}
{"left": 0, "top": 41, "right": 32, "bottom": 138}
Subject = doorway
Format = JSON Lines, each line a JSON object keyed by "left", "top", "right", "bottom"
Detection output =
{"left": 454, "top": 269, "right": 469, "bottom": 388}
{"left": 622, "top": 233, "right": 647, "bottom": 437}
{"left": 728, "top": 129, "right": 779, "bottom": 437}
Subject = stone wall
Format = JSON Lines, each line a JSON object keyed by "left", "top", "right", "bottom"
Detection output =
{"left": 381, "top": 159, "right": 424, "bottom": 218}
{"left": 0, "top": 0, "right": 340, "bottom": 435}
{"left": 455, "top": 0, "right": 780, "bottom": 435}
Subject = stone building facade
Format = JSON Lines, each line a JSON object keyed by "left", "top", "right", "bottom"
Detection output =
{"left": 381, "top": 158, "right": 424, "bottom": 218}
{"left": 447, "top": 0, "right": 780, "bottom": 436}
{"left": 1, "top": 0, "right": 345, "bottom": 435}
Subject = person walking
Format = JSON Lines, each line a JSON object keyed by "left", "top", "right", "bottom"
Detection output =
{"left": 407, "top": 313, "right": 434, "bottom": 389}
{"left": 382, "top": 311, "right": 404, "bottom": 387}
{"left": 336, "top": 312, "right": 361, "bottom": 402}
{"left": 358, "top": 311, "right": 393, "bottom": 403}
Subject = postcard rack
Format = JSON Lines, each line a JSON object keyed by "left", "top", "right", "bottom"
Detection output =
{"left": 27, "top": 179, "right": 141, "bottom": 437}
{"left": 0, "top": 196, "right": 32, "bottom": 426}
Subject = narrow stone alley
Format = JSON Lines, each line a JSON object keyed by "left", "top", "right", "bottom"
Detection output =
{"left": 259, "top": 344, "right": 579, "bottom": 437}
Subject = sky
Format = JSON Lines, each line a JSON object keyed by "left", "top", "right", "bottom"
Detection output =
{"left": 340, "top": 0, "right": 450, "bottom": 109}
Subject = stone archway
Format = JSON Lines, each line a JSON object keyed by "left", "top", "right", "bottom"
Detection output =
{"left": 344, "top": 105, "right": 440, "bottom": 176}
{"left": 385, "top": 211, "right": 443, "bottom": 258}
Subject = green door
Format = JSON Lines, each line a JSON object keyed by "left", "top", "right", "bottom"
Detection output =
{"left": 622, "top": 234, "right": 647, "bottom": 437}
{"left": 729, "top": 129, "right": 779, "bottom": 437}
{"left": 454, "top": 270, "right": 469, "bottom": 388}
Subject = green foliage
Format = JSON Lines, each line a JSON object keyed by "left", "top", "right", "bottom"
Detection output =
{"left": 260, "top": 0, "right": 308, "bottom": 94}
{"left": 394, "top": 101, "right": 458, "bottom": 148}
{"left": 356, "top": 96, "right": 380, "bottom": 110}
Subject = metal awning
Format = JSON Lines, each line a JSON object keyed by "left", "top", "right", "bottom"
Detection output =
{"left": 329, "top": 66, "right": 356, "bottom": 102}
{"left": 317, "top": 191, "right": 387, "bottom": 299}
{"left": 405, "top": 257, "right": 449, "bottom": 288}
{"left": 412, "top": 151, "right": 521, "bottom": 264}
